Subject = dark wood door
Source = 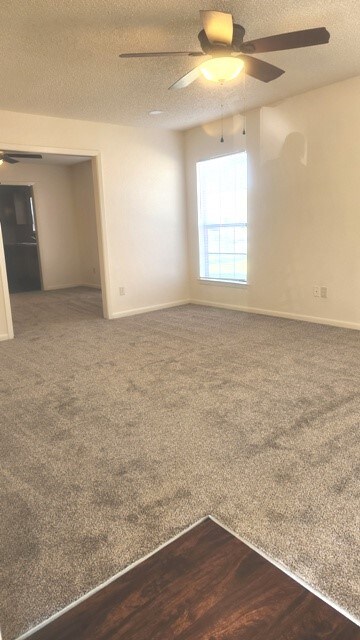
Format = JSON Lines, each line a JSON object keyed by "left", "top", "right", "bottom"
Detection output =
{"left": 0, "top": 185, "right": 41, "bottom": 293}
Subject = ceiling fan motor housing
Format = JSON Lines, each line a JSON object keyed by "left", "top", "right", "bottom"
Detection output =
{"left": 198, "top": 23, "right": 246, "bottom": 55}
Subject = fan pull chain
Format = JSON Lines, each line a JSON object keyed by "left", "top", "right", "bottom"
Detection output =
{"left": 220, "top": 103, "right": 224, "bottom": 143}
{"left": 242, "top": 71, "right": 246, "bottom": 136}
{"left": 220, "top": 81, "right": 225, "bottom": 143}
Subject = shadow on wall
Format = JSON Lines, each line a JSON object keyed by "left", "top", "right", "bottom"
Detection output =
{"left": 250, "top": 131, "right": 311, "bottom": 310}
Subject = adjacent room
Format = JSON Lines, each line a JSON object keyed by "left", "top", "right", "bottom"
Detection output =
{"left": 0, "top": 2, "right": 359, "bottom": 639}
{"left": 0, "top": 153, "right": 104, "bottom": 337}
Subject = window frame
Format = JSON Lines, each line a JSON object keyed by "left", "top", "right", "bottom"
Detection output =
{"left": 196, "top": 151, "right": 248, "bottom": 286}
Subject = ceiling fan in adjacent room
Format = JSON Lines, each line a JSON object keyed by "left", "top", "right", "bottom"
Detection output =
{"left": 0, "top": 151, "right": 43, "bottom": 165}
{"left": 119, "top": 10, "right": 330, "bottom": 89}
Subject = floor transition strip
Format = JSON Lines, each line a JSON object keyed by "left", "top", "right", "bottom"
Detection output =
{"left": 17, "top": 516, "right": 360, "bottom": 640}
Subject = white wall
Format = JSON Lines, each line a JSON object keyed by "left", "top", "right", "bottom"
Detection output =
{"left": 0, "top": 110, "right": 189, "bottom": 337}
{"left": 185, "top": 75, "right": 360, "bottom": 329}
{"left": 71, "top": 160, "right": 101, "bottom": 288}
{"left": 0, "top": 161, "right": 82, "bottom": 290}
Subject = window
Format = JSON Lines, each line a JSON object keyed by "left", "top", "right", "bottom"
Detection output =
{"left": 196, "top": 152, "right": 247, "bottom": 283}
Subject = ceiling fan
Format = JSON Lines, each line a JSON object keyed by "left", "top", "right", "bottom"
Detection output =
{"left": 0, "top": 151, "right": 43, "bottom": 165}
{"left": 119, "top": 10, "right": 330, "bottom": 89}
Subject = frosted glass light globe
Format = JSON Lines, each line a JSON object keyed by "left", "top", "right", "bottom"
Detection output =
{"left": 199, "top": 57, "right": 244, "bottom": 83}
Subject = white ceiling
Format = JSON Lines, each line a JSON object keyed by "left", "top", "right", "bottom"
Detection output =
{"left": 0, "top": 0, "right": 359, "bottom": 130}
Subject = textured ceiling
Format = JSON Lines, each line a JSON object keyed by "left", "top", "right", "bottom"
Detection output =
{"left": 0, "top": 0, "right": 359, "bottom": 130}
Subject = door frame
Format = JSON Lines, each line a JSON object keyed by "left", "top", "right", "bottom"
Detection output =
{"left": 0, "top": 143, "right": 112, "bottom": 338}
{"left": 0, "top": 223, "right": 14, "bottom": 339}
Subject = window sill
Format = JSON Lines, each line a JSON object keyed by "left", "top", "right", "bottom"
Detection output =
{"left": 197, "top": 278, "right": 248, "bottom": 288}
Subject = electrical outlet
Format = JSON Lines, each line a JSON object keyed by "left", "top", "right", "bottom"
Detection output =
{"left": 320, "top": 286, "right": 327, "bottom": 299}
{"left": 119, "top": 287, "right": 125, "bottom": 296}
{"left": 313, "top": 286, "right": 320, "bottom": 297}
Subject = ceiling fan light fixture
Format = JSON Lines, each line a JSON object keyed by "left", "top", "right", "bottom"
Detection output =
{"left": 199, "top": 56, "right": 244, "bottom": 82}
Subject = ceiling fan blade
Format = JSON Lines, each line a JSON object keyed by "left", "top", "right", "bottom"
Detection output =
{"left": 241, "top": 27, "right": 330, "bottom": 54}
{"left": 3, "top": 155, "right": 19, "bottom": 164}
{"left": 169, "top": 65, "right": 201, "bottom": 90}
{"left": 240, "top": 55, "right": 285, "bottom": 82}
{"left": 6, "top": 153, "right": 43, "bottom": 159}
{"left": 119, "top": 51, "right": 204, "bottom": 58}
{"left": 200, "top": 10, "right": 233, "bottom": 45}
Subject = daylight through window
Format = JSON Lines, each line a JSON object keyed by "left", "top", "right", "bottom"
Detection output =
{"left": 196, "top": 152, "right": 247, "bottom": 283}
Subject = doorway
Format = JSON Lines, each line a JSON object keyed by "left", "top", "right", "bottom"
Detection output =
{"left": 0, "top": 185, "right": 41, "bottom": 293}
{"left": 0, "top": 146, "right": 111, "bottom": 341}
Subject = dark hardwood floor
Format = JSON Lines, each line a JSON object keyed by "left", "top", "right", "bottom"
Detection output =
{"left": 28, "top": 518, "right": 360, "bottom": 640}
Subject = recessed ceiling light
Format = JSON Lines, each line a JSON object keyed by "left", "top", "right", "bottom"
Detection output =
{"left": 149, "top": 110, "right": 163, "bottom": 116}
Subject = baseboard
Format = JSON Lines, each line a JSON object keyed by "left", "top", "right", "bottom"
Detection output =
{"left": 81, "top": 283, "right": 101, "bottom": 289}
{"left": 43, "top": 283, "right": 101, "bottom": 291}
{"left": 111, "top": 299, "right": 190, "bottom": 320}
{"left": 0, "top": 332, "right": 13, "bottom": 342}
{"left": 190, "top": 299, "right": 360, "bottom": 331}
{"left": 43, "top": 283, "right": 83, "bottom": 291}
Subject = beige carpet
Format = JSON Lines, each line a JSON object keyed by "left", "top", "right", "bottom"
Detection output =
{"left": 1, "top": 287, "right": 359, "bottom": 639}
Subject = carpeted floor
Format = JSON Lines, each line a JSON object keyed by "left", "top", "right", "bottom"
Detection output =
{"left": 1, "top": 287, "right": 359, "bottom": 639}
